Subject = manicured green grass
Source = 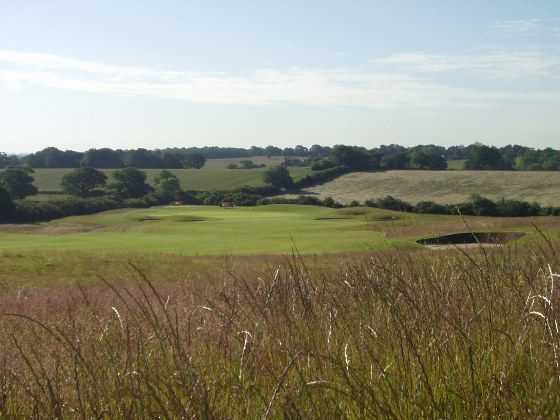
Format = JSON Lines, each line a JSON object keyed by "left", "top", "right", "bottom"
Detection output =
{"left": 295, "top": 170, "right": 560, "bottom": 205}
{"left": 0, "top": 205, "right": 410, "bottom": 256}
{"left": 2, "top": 204, "right": 557, "bottom": 260}
{"left": 29, "top": 166, "right": 311, "bottom": 194}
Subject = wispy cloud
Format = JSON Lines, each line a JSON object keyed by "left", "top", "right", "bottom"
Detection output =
{"left": 371, "top": 51, "right": 560, "bottom": 80}
{"left": 495, "top": 18, "right": 544, "bottom": 34}
{"left": 495, "top": 18, "right": 560, "bottom": 39}
{"left": 0, "top": 50, "right": 559, "bottom": 109}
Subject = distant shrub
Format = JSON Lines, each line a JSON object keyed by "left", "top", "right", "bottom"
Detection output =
{"left": 366, "top": 196, "right": 415, "bottom": 213}
{"left": 415, "top": 201, "right": 449, "bottom": 214}
{"left": 310, "top": 158, "right": 336, "bottom": 171}
{"left": 293, "top": 166, "right": 347, "bottom": 189}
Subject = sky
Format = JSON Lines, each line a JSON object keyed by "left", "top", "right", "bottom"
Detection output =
{"left": 1, "top": 0, "right": 559, "bottom": 153}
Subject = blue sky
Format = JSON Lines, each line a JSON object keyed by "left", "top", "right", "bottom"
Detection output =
{"left": 1, "top": 0, "right": 559, "bottom": 153}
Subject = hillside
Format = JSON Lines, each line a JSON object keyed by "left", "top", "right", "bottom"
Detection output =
{"left": 291, "top": 170, "right": 560, "bottom": 206}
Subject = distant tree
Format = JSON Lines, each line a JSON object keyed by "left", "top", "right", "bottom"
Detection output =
{"left": 282, "top": 147, "right": 297, "bottom": 157}
{"left": 469, "top": 194, "right": 498, "bottom": 216}
{"left": 61, "top": 167, "right": 107, "bottom": 197}
{"left": 409, "top": 147, "right": 447, "bottom": 170}
{"left": 263, "top": 166, "right": 294, "bottom": 189}
{"left": 465, "top": 144, "right": 507, "bottom": 170}
{"left": 330, "top": 145, "right": 374, "bottom": 171}
{"left": 108, "top": 167, "right": 151, "bottom": 199}
{"left": 515, "top": 148, "right": 560, "bottom": 171}
{"left": 500, "top": 144, "right": 530, "bottom": 169}
{"left": 0, "top": 167, "right": 38, "bottom": 199}
{"left": 310, "top": 158, "right": 336, "bottom": 171}
{"left": 309, "top": 144, "right": 331, "bottom": 157}
{"left": 24, "top": 147, "right": 83, "bottom": 168}
{"left": 183, "top": 153, "right": 206, "bottom": 169}
{"left": 381, "top": 152, "right": 409, "bottom": 170}
{"left": 265, "top": 145, "right": 283, "bottom": 157}
{"left": 294, "top": 145, "right": 309, "bottom": 156}
{"left": 445, "top": 145, "right": 468, "bottom": 160}
{"left": 154, "top": 170, "right": 182, "bottom": 200}
{"left": 0, "top": 153, "right": 11, "bottom": 169}
{"left": 124, "top": 148, "right": 164, "bottom": 168}
{"left": 160, "top": 152, "right": 184, "bottom": 169}
{"left": 81, "top": 148, "right": 124, "bottom": 168}
{"left": 0, "top": 187, "right": 15, "bottom": 221}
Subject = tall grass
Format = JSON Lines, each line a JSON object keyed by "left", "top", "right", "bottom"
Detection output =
{"left": 1, "top": 241, "right": 560, "bottom": 418}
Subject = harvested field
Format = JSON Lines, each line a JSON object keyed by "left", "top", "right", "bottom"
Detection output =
{"left": 290, "top": 170, "right": 560, "bottom": 206}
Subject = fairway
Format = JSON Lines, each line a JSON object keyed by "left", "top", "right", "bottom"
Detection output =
{"left": 1, "top": 204, "right": 558, "bottom": 258}
{"left": 293, "top": 170, "right": 560, "bottom": 206}
{"left": 28, "top": 166, "right": 312, "bottom": 194}
{"left": 0, "top": 205, "right": 404, "bottom": 256}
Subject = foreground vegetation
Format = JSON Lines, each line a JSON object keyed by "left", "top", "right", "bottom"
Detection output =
{"left": 1, "top": 238, "right": 560, "bottom": 417}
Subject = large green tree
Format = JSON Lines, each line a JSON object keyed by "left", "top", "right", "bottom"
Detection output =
{"left": 81, "top": 148, "right": 124, "bottom": 168}
{"left": 0, "top": 167, "right": 38, "bottom": 199}
{"left": 0, "top": 153, "right": 13, "bottom": 169}
{"left": 0, "top": 187, "right": 15, "bottom": 221}
{"left": 154, "top": 170, "right": 182, "bottom": 200}
{"left": 409, "top": 147, "right": 447, "bottom": 170}
{"left": 263, "top": 165, "right": 294, "bottom": 189}
{"left": 183, "top": 153, "right": 206, "bottom": 169}
{"left": 465, "top": 144, "right": 507, "bottom": 170}
{"left": 61, "top": 167, "right": 107, "bottom": 197}
{"left": 108, "top": 167, "right": 151, "bottom": 199}
{"left": 330, "top": 145, "right": 374, "bottom": 171}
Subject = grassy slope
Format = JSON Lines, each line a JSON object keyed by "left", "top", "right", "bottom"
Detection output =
{"left": 295, "top": 170, "right": 560, "bottom": 205}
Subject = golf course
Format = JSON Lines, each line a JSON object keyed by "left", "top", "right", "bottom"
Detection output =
{"left": 1, "top": 204, "right": 556, "bottom": 257}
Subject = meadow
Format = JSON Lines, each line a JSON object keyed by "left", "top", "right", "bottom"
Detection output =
{"left": 295, "top": 170, "right": 560, "bottom": 206}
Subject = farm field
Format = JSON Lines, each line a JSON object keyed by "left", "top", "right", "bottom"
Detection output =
{"left": 28, "top": 165, "right": 311, "bottom": 194}
{"left": 201, "top": 155, "right": 295, "bottom": 168}
{"left": 293, "top": 170, "right": 560, "bottom": 206}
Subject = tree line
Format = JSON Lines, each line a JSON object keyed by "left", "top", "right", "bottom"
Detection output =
{"left": 2, "top": 143, "right": 558, "bottom": 171}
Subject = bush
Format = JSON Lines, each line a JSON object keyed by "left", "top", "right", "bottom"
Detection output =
{"left": 496, "top": 199, "right": 542, "bottom": 217}
{"left": 311, "top": 158, "right": 336, "bottom": 171}
{"left": 415, "top": 201, "right": 449, "bottom": 214}
{"left": 293, "top": 166, "right": 347, "bottom": 189}
{"left": 0, "top": 187, "right": 15, "bottom": 221}
{"left": 366, "top": 196, "right": 415, "bottom": 212}
{"left": 263, "top": 166, "right": 294, "bottom": 189}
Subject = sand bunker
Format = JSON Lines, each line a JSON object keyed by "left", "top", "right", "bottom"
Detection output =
{"left": 417, "top": 232, "right": 526, "bottom": 248}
